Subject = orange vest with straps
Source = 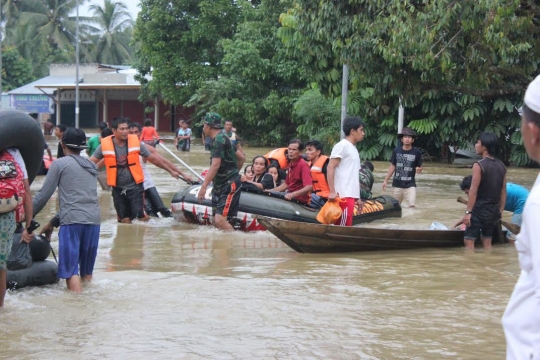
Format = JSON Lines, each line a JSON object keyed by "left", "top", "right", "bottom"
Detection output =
{"left": 310, "top": 155, "right": 330, "bottom": 198}
{"left": 101, "top": 135, "right": 144, "bottom": 187}
{"left": 264, "top": 148, "right": 288, "bottom": 170}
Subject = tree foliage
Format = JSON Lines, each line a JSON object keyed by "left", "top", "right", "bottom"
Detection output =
{"left": 86, "top": 0, "right": 134, "bottom": 64}
{"left": 133, "top": 0, "right": 243, "bottom": 106}
{"left": 186, "top": 0, "right": 307, "bottom": 145}
{"left": 281, "top": 0, "right": 538, "bottom": 165}
{"left": 1, "top": 0, "right": 136, "bottom": 80}
{"left": 1, "top": 46, "right": 34, "bottom": 91}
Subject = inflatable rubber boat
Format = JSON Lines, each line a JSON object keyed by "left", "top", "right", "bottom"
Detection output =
{"left": 171, "top": 185, "right": 402, "bottom": 231}
{"left": 7, "top": 233, "right": 58, "bottom": 289}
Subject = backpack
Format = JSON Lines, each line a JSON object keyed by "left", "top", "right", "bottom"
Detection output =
{"left": 0, "top": 150, "right": 25, "bottom": 217}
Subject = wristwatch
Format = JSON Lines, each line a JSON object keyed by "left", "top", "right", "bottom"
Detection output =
{"left": 465, "top": 210, "right": 472, "bottom": 215}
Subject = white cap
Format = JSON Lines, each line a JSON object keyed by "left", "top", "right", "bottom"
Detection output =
{"left": 524, "top": 75, "right": 540, "bottom": 114}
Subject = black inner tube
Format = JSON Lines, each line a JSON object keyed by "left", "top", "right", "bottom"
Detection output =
{"left": 0, "top": 110, "right": 45, "bottom": 184}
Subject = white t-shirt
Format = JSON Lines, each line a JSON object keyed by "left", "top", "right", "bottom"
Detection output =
{"left": 7, "top": 148, "right": 28, "bottom": 179}
{"left": 502, "top": 174, "right": 540, "bottom": 359}
{"left": 140, "top": 157, "right": 155, "bottom": 190}
{"left": 329, "top": 139, "right": 360, "bottom": 199}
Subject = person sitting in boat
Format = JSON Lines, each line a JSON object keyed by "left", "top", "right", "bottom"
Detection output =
{"left": 241, "top": 155, "right": 276, "bottom": 192}
{"left": 359, "top": 161, "right": 375, "bottom": 200}
{"left": 267, "top": 139, "right": 313, "bottom": 205}
{"left": 266, "top": 164, "right": 284, "bottom": 189}
{"left": 243, "top": 164, "right": 254, "bottom": 181}
{"left": 264, "top": 148, "right": 289, "bottom": 171}
{"left": 305, "top": 140, "right": 330, "bottom": 209}
{"left": 453, "top": 175, "right": 528, "bottom": 242}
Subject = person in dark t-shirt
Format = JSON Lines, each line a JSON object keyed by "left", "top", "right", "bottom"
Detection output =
{"left": 382, "top": 127, "right": 423, "bottom": 207}
{"left": 460, "top": 132, "right": 507, "bottom": 250}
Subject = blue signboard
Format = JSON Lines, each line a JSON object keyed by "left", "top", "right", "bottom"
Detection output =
{"left": 11, "top": 94, "right": 51, "bottom": 113}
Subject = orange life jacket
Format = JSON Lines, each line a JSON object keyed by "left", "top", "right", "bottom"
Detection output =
{"left": 310, "top": 155, "right": 330, "bottom": 198}
{"left": 264, "top": 148, "right": 288, "bottom": 170}
{"left": 101, "top": 135, "right": 144, "bottom": 187}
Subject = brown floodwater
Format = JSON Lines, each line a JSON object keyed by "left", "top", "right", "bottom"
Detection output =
{"left": 1, "top": 137, "right": 537, "bottom": 359}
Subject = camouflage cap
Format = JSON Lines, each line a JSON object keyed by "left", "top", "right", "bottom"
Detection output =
{"left": 204, "top": 112, "right": 223, "bottom": 129}
{"left": 398, "top": 127, "right": 417, "bottom": 139}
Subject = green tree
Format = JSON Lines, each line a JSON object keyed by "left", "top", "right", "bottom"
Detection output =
{"left": 20, "top": 0, "right": 91, "bottom": 49}
{"left": 86, "top": 0, "right": 134, "bottom": 64}
{"left": 133, "top": 0, "right": 243, "bottom": 107}
{"left": 1, "top": 46, "right": 34, "bottom": 91}
{"left": 281, "top": 0, "right": 536, "bottom": 164}
{"left": 187, "top": 0, "right": 307, "bottom": 145}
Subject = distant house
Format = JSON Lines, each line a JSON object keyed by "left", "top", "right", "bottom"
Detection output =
{"left": 8, "top": 63, "right": 193, "bottom": 131}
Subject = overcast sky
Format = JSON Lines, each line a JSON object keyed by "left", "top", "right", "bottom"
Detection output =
{"left": 79, "top": 0, "right": 140, "bottom": 21}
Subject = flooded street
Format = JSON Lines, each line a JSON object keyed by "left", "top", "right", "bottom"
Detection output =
{"left": 1, "top": 138, "right": 537, "bottom": 359}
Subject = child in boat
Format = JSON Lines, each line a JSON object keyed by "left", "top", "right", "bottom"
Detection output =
{"left": 241, "top": 156, "right": 274, "bottom": 191}
{"left": 140, "top": 118, "right": 159, "bottom": 147}
{"left": 243, "top": 165, "right": 254, "bottom": 181}
{"left": 266, "top": 164, "right": 284, "bottom": 189}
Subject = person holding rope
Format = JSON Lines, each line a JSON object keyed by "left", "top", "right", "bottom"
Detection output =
{"left": 90, "top": 118, "right": 182, "bottom": 223}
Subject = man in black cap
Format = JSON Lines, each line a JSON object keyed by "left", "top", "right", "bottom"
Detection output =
{"left": 197, "top": 112, "right": 245, "bottom": 231}
{"left": 32, "top": 128, "right": 101, "bottom": 293}
{"left": 382, "top": 127, "right": 423, "bottom": 207}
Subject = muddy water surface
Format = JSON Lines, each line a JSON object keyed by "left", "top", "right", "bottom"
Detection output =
{"left": 1, "top": 138, "right": 536, "bottom": 359}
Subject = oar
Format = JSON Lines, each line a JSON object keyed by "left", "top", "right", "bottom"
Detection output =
{"left": 457, "top": 196, "right": 521, "bottom": 234}
{"left": 156, "top": 141, "right": 205, "bottom": 182}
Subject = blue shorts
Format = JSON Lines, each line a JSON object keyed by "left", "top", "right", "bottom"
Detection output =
{"left": 58, "top": 224, "right": 100, "bottom": 279}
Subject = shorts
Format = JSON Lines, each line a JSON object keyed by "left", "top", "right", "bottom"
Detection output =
{"left": 212, "top": 176, "right": 242, "bottom": 217}
{"left": 334, "top": 197, "right": 356, "bottom": 226}
{"left": 58, "top": 224, "right": 100, "bottom": 278}
{"left": 112, "top": 184, "right": 146, "bottom": 220}
{"left": 0, "top": 212, "right": 16, "bottom": 271}
{"left": 464, "top": 213, "right": 497, "bottom": 241}
{"left": 393, "top": 187, "right": 417, "bottom": 206}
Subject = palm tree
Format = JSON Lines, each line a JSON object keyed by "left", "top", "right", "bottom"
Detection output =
{"left": 20, "top": 0, "right": 91, "bottom": 50}
{"left": 86, "top": 0, "right": 134, "bottom": 64}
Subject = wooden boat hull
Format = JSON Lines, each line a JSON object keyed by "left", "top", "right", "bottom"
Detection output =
{"left": 171, "top": 185, "right": 402, "bottom": 231}
{"left": 256, "top": 216, "right": 465, "bottom": 253}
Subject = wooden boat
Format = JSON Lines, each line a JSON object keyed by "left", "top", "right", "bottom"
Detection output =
{"left": 171, "top": 185, "right": 402, "bottom": 231}
{"left": 256, "top": 216, "right": 465, "bottom": 253}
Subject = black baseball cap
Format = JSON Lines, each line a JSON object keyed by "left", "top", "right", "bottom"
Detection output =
{"left": 62, "top": 128, "right": 88, "bottom": 149}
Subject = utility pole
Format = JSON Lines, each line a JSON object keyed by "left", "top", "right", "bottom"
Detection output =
{"left": 75, "top": 0, "right": 80, "bottom": 128}
{"left": 340, "top": 64, "right": 349, "bottom": 140}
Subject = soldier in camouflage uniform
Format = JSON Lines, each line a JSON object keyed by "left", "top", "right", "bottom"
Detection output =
{"left": 197, "top": 112, "right": 246, "bottom": 231}
{"left": 359, "top": 161, "right": 375, "bottom": 200}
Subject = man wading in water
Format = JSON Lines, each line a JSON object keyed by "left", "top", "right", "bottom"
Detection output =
{"left": 197, "top": 113, "right": 245, "bottom": 231}
{"left": 90, "top": 118, "right": 180, "bottom": 223}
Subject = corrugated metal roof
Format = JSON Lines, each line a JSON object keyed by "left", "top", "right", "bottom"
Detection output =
{"left": 8, "top": 76, "right": 78, "bottom": 95}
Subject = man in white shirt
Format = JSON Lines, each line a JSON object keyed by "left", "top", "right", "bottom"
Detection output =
{"left": 327, "top": 116, "right": 365, "bottom": 226}
{"left": 502, "top": 75, "right": 540, "bottom": 359}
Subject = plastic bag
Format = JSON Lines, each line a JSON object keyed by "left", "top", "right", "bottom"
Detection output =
{"left": 7, "top": 239, "right": 33, "bottom": 271}
{"left": 316, "top": 198, "right": 343, "bottom": 225}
